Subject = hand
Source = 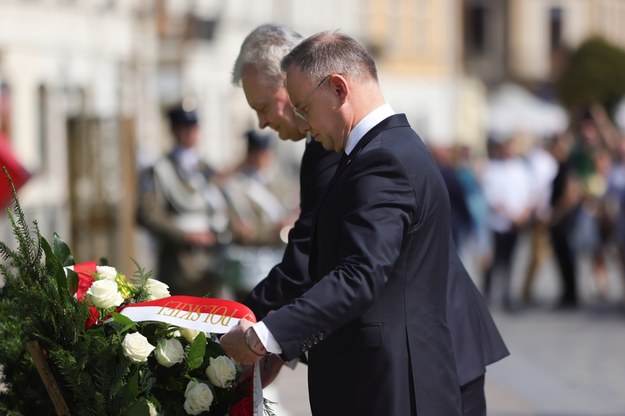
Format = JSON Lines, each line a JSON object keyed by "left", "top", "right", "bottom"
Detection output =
{"left": 234, "top": 363, "right": 254, "bottom": 387}
{"left": 231, "top": 220, "right": 256, "bottom": 245}
{"left": 234, "top": 354, "right": 283, "bottom": 388}
{"left": 220, "top": 319, "right": 266, "bottom": 366}
{"left": 260, "top": 354, "right": 284, "bottom": 387}
{"left": 185, "top": 231, "right": 216, "bottom": 247}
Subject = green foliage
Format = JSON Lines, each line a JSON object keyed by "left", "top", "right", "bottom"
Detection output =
{"left": 0, "top": 174, "right": 261, "bottom": 415}
{"left": 0, "top": 189, "right": 148, "bottom": 415}
{"left": 556, "top": 36, "right": 625, "bottom": 115}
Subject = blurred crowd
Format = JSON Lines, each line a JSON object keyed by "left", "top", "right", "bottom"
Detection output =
{"left": 431, "top": 105, "right": 625, "bottom": 312}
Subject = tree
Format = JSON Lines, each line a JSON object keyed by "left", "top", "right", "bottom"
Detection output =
{"left": 556, "top": 36, "right": 625, "bottom": 118}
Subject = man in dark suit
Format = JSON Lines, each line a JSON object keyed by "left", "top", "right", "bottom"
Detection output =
{"left": 230, "top": 24, "right": 342, "bottom": 383}
{"left": 226, "top": 26, "right": 509, "bottom": 415}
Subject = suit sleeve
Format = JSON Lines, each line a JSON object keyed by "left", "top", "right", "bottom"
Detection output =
{"left": 263, "top": 148, "right": 416, "bottom": 360}
{"left": 243, "top": 143, "right": 340, "bottom": 319}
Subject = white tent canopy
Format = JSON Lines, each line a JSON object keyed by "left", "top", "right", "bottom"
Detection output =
{"left": 487, "top": 83, "right": 569, "bottom": 140}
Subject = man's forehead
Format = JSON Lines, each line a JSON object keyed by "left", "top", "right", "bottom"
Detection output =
{"left": 243, "top": 77, "right": 283, "bottom": 104}
{"left": 284, "top": 68, "right": 310, "bottom": 95}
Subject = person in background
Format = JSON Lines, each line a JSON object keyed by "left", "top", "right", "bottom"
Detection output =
{"left": 520, "top": 135, "right": 558, "bottom": 305}
{"left": 221, "top": 130, "right": 294, "bottom": 301}
{"left": 481, "top": 136, "right": 534, "bottom": 311}
{"left": 569, "top": 111, "right": 613, "bottom": 298}
{"left": 455, "top": 144, "right": 492, "bottom": 276}
{"left": 548, "top": 131, "right": 583, "bottom": 309}
{"left": 136, "top": 102, "right": 230, "bottom": 297}
{"left": 605, "top": 138, "right": 625, "bottom": 302}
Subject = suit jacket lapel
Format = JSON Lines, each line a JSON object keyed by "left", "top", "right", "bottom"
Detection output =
{"left": 309, "top": 114, "right": 410, "bottom": 279}
{"left": 318, "top": 114, "right": 409, "bottom": 204}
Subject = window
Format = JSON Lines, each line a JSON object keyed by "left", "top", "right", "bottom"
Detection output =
{"left": 549, "top": 7, "right": 564, "bottom": 51}
{"left": 464, "top": 4, "right": 487, "bottom": 55}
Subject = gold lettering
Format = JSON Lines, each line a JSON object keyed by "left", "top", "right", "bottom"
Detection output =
{"left": 188, "top": 304, "right": 202, "bottom": 321}
{"left": 209, "top": 306, "right": 227, "bottom": 325}
{"left": 220, "top": 308, "right": 238, "bottom": 327}
{"left": 201, "top": 306, "right": 218, "bottom": 323}
{"left": 156, "top": 300, "right": 177, "bottom": 316}
{"left": 177, "top": 308, "right": 191, "bottom": 321}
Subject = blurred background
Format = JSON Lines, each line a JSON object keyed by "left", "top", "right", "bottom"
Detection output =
{"left": 1, "top": 1, "right": 625, "bottom": 415}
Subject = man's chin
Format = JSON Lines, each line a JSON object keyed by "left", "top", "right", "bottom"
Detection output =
{"left": 321, "top": 142, "right": 335, "bottom": 152}
{"left": 279, "top": 131, "right": 305, "bottom": 142}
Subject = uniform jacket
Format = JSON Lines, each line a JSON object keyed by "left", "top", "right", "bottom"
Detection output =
{"left": 136, "top": 151, "right": 227, "bottom": 295}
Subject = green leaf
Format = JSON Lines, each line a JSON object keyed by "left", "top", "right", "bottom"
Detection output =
{"left": 40, "top": 236, "right": 69, "bottom": 295}
{"left": 187, "top": 331, "right": 206, "bottom": 370}
{"left": 52, "top": 232, "right": 74, "bottom": 266}
{"left": 66, "top": 268, "right": 79, "bottom": 297}
{"left": 40, "top": 235, "right": 55, "bottom": 264}
{"left": 121, "top": 368, "right": 140, "bottom": 410}
{"left": 125, "top": 399, "right": 150, "bottom": 416}
{"left": 110, "top": 312, "right": 137, "bottom": 333}
{"left": 205, "top": 339, "right": 226, "bottom": 358}
{"left": 54, "top": 266, "right": 69, "bottom": 296}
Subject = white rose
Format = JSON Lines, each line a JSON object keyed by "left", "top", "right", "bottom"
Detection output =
{"left": 205, "top": 355, "right": 237, "bottom": 388}
{"left": 155, "top": 338, "right": 184, "bottom": 367}
{"left": 183, "top": 381, "right": 213, "bottom": 415}
{"left": 147, "top": 401, "right": 157, "bottom": 416}
{"left": 95, "top": 265, "right": 118, "bottom": 280}
{"left": 86, "top": 279, "right": 124, "bottom": 309}
{"left": 121, "top": 332, "right": 155, "bottom": 363}
{"left": 179, "top": 327, "right": 201, "bottom": 343}
{"left": 145, "top": 278, "right": 170, "bottom": 300}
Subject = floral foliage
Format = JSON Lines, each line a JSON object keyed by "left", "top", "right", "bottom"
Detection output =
{"left": 0, "top": 191, "right": 252, "bottom": 415}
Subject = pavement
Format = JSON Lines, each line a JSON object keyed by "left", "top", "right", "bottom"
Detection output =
{"left": 266, "top": 236, "right": 625, "bottom": 416}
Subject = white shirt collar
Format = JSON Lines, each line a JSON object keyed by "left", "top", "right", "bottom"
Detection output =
{"left": 345, "top": 103, "right": 395, "bottom": 155}
{"left": 172, "top": 146, "right": 200, "bottom": 171}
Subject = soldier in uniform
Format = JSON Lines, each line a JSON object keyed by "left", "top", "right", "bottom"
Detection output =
{"left": 137, "top": 102, "right": 230, "bottom": 297}
{"left": 221, "top": 130, "right": 294, "bottom": 300}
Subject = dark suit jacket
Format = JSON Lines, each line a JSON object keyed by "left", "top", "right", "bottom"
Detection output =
{"left": 265, "top": 114, "right": 467, "bottom": 415}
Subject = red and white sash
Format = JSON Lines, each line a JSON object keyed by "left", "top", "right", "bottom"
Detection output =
{"left": 119, "top": 295, "right": 257, "bottom": 333}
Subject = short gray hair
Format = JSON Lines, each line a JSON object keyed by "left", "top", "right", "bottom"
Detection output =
{"left": 280, "top": 31, "right": 378, "bottom": 84}
{"left": 232, "top": 24, "right": 303, "bottom": 88}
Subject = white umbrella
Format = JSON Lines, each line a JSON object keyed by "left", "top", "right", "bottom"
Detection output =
{"left": 487, "top": 83, "right": 569, "bottom": 140}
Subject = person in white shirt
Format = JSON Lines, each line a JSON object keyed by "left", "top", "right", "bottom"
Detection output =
{"left": 481, "top": 136, "right": 534, "bottom": 311}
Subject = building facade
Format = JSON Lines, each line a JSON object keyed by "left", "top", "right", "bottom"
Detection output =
{"left": 2, "top": 0, "right": 625, "bottom": 275}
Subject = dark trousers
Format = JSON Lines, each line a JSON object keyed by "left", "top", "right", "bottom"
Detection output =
{"left": 461, "top": 375, "right": 486, "bottom": 416}
{"left": 550, "top": 219, "right": 578, "bottom": 306}
{"left": 484, "top": 230, "right": 519, "bottom": 309}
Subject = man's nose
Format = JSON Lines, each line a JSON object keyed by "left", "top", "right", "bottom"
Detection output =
{"left": 295, "top": 117, "right": 310, "bottom": 134}
{"left": 257, "top": 113, "right": 269, "bottom": 129}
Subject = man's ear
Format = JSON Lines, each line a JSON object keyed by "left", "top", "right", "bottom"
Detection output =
{"left": 330, "top": 74, "right": 349, "bottom": 103}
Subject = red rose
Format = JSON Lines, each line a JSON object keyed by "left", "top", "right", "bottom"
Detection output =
{"left": 84, "top": 305, "right": 99, "bottom": 328}
{"left": 74, "top": 261, "right": 97, "bottom": 301}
